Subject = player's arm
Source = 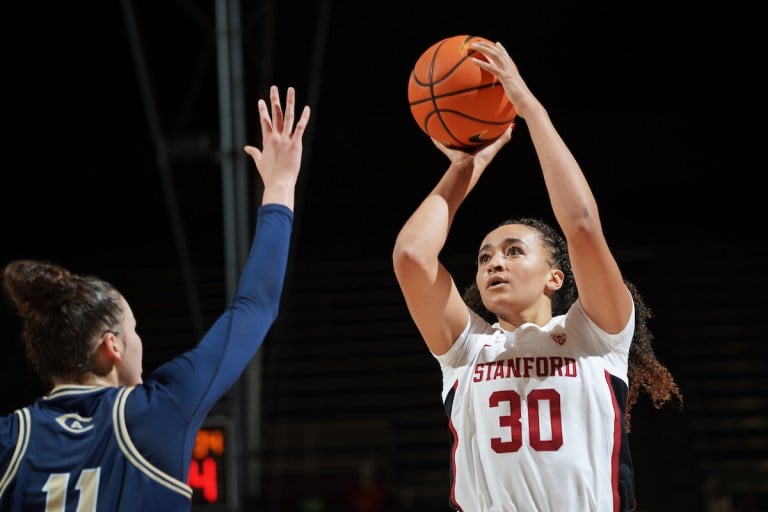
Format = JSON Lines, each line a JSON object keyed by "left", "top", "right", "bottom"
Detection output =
{"left": 125, "top": 203, "right": 293, "bottom": 482}
{"left": 393, "top": 132, "right": 512, "bottom": 355}
{"left": 152, "top": 85, "right": 308, "bottom": 417}
{"left": 149, "top": 204, "right": 293, "bottom": 416}
{"left": 471, "top": 41, "right": 631, "bottom": 332}
{"left": 526, "top": 107, "right": 631, "bottom": 332}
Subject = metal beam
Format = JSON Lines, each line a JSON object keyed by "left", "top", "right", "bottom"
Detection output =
{"left": 119, "top": 0, "right": 204, "bottom": 339}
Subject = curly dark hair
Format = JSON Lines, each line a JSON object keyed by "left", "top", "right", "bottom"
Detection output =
{"left": 461, "top": 217, "right": 683, "bottom": 430}
{"left": 1, "top": 259, "right": 123, "bottom": 388}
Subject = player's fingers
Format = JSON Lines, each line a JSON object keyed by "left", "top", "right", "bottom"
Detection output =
{"left": 243, "top": 144, "right": 262, "bottom": 162}
{"left": 292, "top": 105, "right": 311, "bottom": 140}
{"left": 257, "top": 99, "right": 271, "bottom": 135}
{"left": 283, "top": 87, "right": 296, "bottom": 134}
{"left": 270, "top": 85, "right": 284, "bottom": 131}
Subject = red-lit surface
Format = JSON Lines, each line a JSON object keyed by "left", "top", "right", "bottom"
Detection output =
{"left": 189, "top": 428, "right": 225, "bottom": 503}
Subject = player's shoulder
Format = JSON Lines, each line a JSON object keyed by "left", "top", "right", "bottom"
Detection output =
{"left": 0, "top": 407, "right": 29, "bottom": 454}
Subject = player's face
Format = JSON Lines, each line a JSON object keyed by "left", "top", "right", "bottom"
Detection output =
{"left": 114, "top": 296, "right": 144, "bottom": 386}
{"left": 475, "top": 224, "right": 555, "bottom": 318}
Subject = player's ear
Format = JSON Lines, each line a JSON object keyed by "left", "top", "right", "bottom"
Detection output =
{"left": 98, "top": 330, "right": 123, "bottom": 363}
{"left": 546, "top": 269, "right": 564, "bottom": 291}
{"left": 86, "top": 330, "right": 122, "bottom": 377}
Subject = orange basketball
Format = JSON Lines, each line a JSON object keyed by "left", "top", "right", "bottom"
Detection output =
{"left": 408, "top": 35, "right": 516, "bottom": 149}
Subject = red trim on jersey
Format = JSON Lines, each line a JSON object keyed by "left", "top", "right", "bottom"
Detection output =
{"left": 447, "top": 379, "right": 463, "bottom": 512}
{"left": 605, "top": 370, "right": 621, "bottom": 512}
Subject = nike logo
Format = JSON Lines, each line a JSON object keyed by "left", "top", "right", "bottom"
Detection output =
{"left": 469, "top": 132, "right": 491, "bottom": 144}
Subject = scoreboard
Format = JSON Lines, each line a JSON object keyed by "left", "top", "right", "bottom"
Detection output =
{"left": 189, "top": 415, "right": 238, "bottom": 510}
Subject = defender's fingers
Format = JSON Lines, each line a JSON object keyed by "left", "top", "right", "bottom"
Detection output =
{"left": 283, "top": 87, "right": 296, "bottom": 133}
{"left": 291, "top": 105, "right": 311, "bottom": 140}
{"left": 257, "top": 99, "right": 271, "bottom": 135}
{"left": 270, "top": 85, "right": 284, "bottom": 130}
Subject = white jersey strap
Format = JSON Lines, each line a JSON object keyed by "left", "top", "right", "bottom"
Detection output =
{"left": 112, "top": 387, "right": 193, "bottom": 498}
{"left": 0, "top": 408, "right": 31, "bottom": 498}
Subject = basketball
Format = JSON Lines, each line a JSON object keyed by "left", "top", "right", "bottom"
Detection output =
{"left": 407, "top": 35, "right": 516, "bottom": 149}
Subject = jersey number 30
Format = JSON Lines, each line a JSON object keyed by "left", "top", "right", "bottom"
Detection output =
{"left": 490, "top": 388, "right": 563, "bottom": 452}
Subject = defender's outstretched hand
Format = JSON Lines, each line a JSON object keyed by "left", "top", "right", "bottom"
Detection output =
{"left": 244, "top": 85, "right": 311, "bottom": 209}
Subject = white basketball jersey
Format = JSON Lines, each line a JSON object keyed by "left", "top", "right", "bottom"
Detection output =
{"left": 435, "top": 300, "right": 636, "bottom": 512}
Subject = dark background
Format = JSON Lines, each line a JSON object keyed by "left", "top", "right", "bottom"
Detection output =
{"left": 1, "top": 1, "right": 766, "bottom": 511}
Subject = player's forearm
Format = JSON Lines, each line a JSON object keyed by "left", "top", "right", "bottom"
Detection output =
{"left": 526, "top": 106, "right": 602, "bottom": 235}
{"left": 396, "top": 161, "right": 474, "bottom": 260}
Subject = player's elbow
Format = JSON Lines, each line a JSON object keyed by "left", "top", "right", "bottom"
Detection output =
{"left": 233, "top": 293, "right": 281, "bottom": 324}
{"left": 562, "top": 205, "right": 605, "bottom": 243}
{"left": 393, "top": 239, "right": 435, "bottom": 284}
{"left": 393, "top": 236, "right": 422, "bottom": 270}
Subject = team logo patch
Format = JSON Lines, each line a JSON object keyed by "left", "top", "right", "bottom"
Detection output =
{"left": 551, "top": 332, "right": 567, "bottom": 345}
{"left": 55, "top": 413, "right": 95, "bottom": 434}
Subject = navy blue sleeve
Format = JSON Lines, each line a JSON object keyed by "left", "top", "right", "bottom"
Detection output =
{"left": 125, "top": 203, "right": 293, "bottom": 476}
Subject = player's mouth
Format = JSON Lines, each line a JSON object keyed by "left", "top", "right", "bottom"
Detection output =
{"left": 486, "top": 276, "right": 507, "bottom": 289}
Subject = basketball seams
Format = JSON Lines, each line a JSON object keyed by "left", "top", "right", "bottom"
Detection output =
{"left": 437, "top": 110, "right": 515, "bottom": 125}
{"left": 408, "top": 34, "right": 517, "bottom": 149}
{"left": 412, "top": 37, "right": 488, "bottom": 86}
{"left": 408, "top": 82, "right": 506, "bottom": 106}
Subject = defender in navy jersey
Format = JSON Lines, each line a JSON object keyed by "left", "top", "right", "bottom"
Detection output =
{"left": 0, "top": 85, "right": 309, "bottom": 511}
{"left": 393, "top": 40, "right": 682, "bottom": 511}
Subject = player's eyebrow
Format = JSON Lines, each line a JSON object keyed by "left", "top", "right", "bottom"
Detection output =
{"left": 478, "top": 237, "right": 528, "bottom": 255}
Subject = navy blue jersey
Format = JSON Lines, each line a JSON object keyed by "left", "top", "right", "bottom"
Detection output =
{"left": 0, "top": 203, "right": 293, "bottom": 511}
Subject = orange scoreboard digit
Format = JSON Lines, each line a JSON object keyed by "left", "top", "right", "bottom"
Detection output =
{"left": 188, "top": 416, "right": 237, "bottom": 510}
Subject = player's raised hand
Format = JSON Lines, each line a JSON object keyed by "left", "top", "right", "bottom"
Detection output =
{"left": 244, "top": 85, "right": 310, "bottom": 209}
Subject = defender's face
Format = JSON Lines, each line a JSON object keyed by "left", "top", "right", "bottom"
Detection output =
{"left": 115, "top": 296, "right": 144, "bottom": 386}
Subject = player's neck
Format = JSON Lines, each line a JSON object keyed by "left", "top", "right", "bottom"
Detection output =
{"left": 52, "top": 373, "right": 120, "bottom": 388}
